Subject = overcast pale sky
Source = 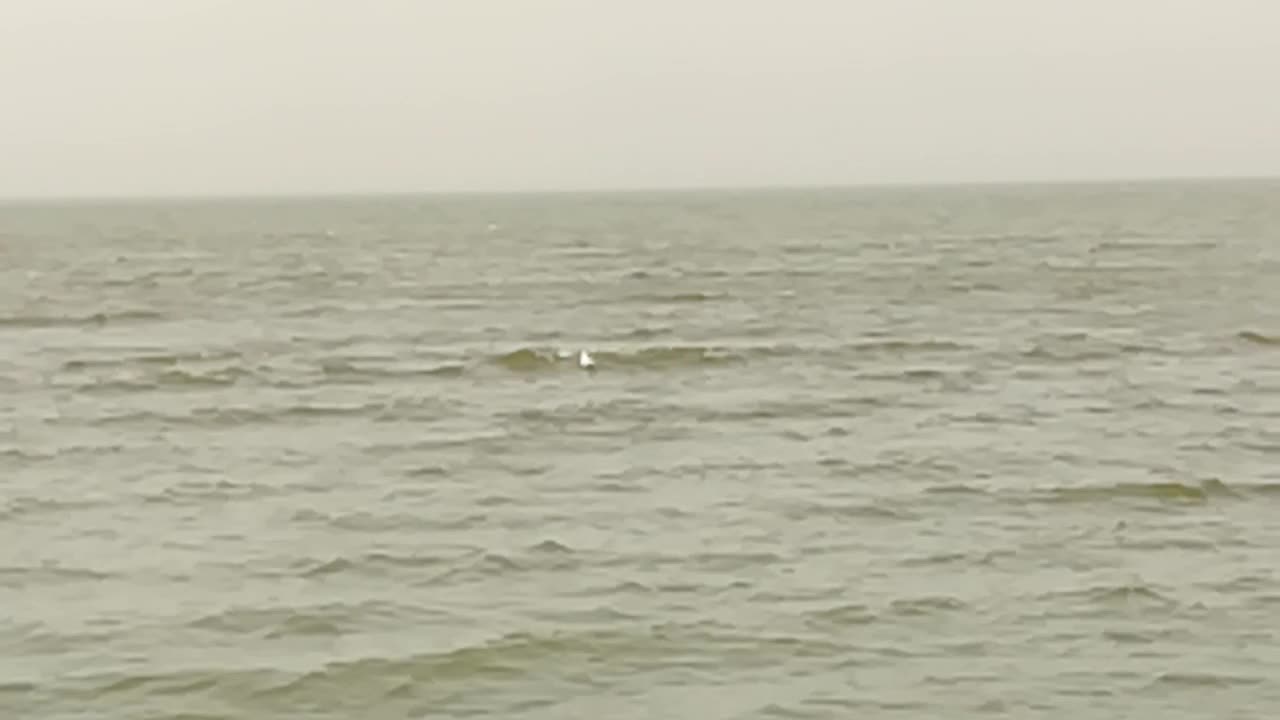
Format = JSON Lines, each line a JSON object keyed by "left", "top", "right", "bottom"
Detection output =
{"left": 2, "top": 0, "right": 1277, "bottom": 197}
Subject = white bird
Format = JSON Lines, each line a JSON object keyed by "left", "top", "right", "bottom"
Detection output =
{"left": 577, "top": 350, "right": 596, "bottom": 371}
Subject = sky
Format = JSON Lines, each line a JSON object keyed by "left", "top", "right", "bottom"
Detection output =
{"left": 1, "top": 0, "right": 1278, "bottom": 198}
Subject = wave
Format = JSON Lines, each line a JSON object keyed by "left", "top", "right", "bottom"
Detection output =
{"left": 0, "top": 495, "right": 106, "bottom": 522}
{"left": 1017, "top": 332, "right": 1183, "bottom": 364}
{"left": 618, "top": 290, "right": 729, "bottom": 304}
{"left": 0, "top": 309, "right": 165, "bottom": 329}
{"left": 319, "top": 359, "right": 465, "bottom": 383}
{"left": 61, "top": 349, "right": 244, "bottom": 371}
{"left": 694, "top": 395, "right": 891, "bottom": 424}
{"left": 1239, "top": 330, "right": 1280, "bottom": 346}
{"left": 488, "top": 345, "right": 758, "bottom": 373}
{"left": 56, "top": 350, "right": 252, "bottom": 394}
{"left": 780, "top": 499, "right": 915, "bottom": 522}
{"left": 924, "top": 484, "right": 987, "bottom": 497}
{"left": 263, "top": 630, "right": 649, "bottom": 697}
{"left": 847, "top": 338, "right": 971, "bottom": 353}
{"left": 922, "top": 478, "right": 1275, "bottom": 507}
{"left": 57, "top": 350, "right": 466, "bottom": 395}
{"left": 612, "top": 325, "right": 672, "bottom": 340}
{"left": 59, "top": 665, "right": 287, "bottom": 708}
{"left": 1038, "top": 479, "right": 1238, "bottom": 504}
{"left": 49, "top": 333, "right": 975, "bottom": 395}
{"left": 0, "top": 562, "right": 110, "bottom": 586}
{"left": 152, "top": 368, "right": 246, "bottom": 389}
{"left": 889, "top": 596, "right": 968, "bottom": 616}
{"left": 284, "top": 553, "right": 450, "bottom": 581}
{"left": 1036, "top": 581, "right": 1179, "bottom": 611}
{"left": 190, "top": 600, "right": 434, "bottom": 639}
{"left": 805, "top": 603, "right": 878, "bottom": 628}
{"left": 138, "top": 477, "right": 280, "bottom": 506}
{"left": 56, "top": 374, "right": 243, "bottom": 396}
{"left": 487, "top": 336, "right": 967, "bottom": 375}
{"left": 93, "top": 399, "right": 442, "bottom": 429}
{"left": 486, "top": 348, "right": 559, "bottom": 373}
{"left": 1150, "top": 672, "right": 1265, "bottom": 688}
{"left": 287, "top": 509, "right": 441, "bottom": 535}
{"left": 237, "top": 622, "right": 848, "bottom": 702}
{"left": 1090, "top": 238, "right": 1218, "bottom": 252}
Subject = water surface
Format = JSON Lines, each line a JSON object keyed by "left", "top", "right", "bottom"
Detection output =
{"left": 2, "top": 180, "right": 1279, "bottom": 718}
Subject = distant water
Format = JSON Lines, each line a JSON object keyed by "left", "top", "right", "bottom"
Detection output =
{"left": 2, "top": 180, "right": 1279, "bottom": 719}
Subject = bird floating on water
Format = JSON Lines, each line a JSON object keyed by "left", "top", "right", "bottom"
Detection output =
{"left": 577, "top": 350, "right": 596, "bottom": 371}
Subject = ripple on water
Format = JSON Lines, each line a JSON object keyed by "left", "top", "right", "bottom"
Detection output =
{"left": 0, "top": 309, "right": 167, "bottom": 330}
{"left": 1237, "top": 330, "right": 1280, "bottom": 346}
{"left": 919, "top": 478, "right": 1277, "bottom": 511}
{"left": 5, "top": 186, "right": 1280, "bottom": 719}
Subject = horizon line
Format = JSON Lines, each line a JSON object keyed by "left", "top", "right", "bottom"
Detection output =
{"left": 2, "top": 172, "right": 1277, "bottom": 205}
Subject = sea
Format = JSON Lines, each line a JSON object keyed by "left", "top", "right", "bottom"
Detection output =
{"left": 2, "top": 179, "right": 1279, "bottom": 719}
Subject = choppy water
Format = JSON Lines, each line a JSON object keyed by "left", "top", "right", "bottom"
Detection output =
{"left": 3, "top": 180, "right": 1280, "bottom": 719}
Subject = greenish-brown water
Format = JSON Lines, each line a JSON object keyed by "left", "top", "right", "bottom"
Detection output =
{"left": 2, "top": 180, "right": 1279, "bottom": 718}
